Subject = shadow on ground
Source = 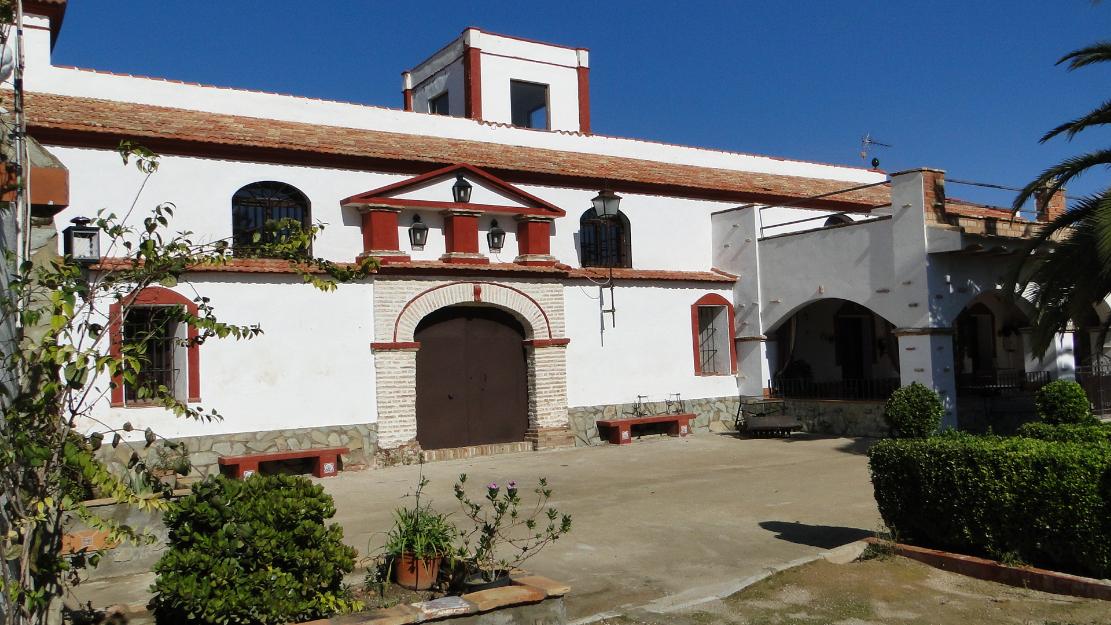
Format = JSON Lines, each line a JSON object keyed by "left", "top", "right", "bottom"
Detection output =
{"left": 758, "top": 520, "right": 873, "bottom": 549}
{"left": 717, "top": 432, "right": 879, "bottom": 456}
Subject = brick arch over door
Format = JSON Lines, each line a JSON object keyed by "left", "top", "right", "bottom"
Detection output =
{"left": 393, "top": 281, "right": 553, "bottom": 342}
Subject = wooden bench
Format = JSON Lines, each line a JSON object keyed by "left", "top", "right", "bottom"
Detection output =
{"left": 218, "top": 446, "right": 348, "bottom": 479}
{"left": 596, "top": 413, "right": 694, "bottom": 445}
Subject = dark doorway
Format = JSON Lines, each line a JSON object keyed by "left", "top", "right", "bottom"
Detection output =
{"left": 955, "top": 303, "right": 996, "bottom": 374}
{"left": 415, "top": 306, "right": 528, "bottom": 450}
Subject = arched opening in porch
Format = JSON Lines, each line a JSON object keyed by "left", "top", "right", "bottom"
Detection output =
{"left": 951, "top": 291, "right": 1050, "bottom": 432}
{"left": 768, "top": 299, "right": 899, "bottom": 400}
{"left": 952, "top": 291, "right": 1041, "bottom": 395}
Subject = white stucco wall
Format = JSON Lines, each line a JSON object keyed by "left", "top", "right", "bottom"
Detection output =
{"left": 563, "top": 282, "right": 738, "bottom": 407}
{"left": 478, "top": 54, "right": 581, "bottom": 131}
{"left": 51, "top": 144, "right": 741, "bottom": 273}
{"left": 48, "top": 146, "right": 386, "bottom": 263}
{"left": 411, "top": 58, "right": 466, "bottom": 117}
{"left": 82, "top": 277, "right": 376, "bottom": 441}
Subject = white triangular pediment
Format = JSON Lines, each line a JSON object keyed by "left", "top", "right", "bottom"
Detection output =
{"left": 387, "top": 174, "right": 532, "bottom": 209}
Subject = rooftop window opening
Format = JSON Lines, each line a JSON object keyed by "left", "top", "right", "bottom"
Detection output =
{"left": 429, "top": 91, "right": 450, "bottom": 116}
{"left": 824, "top": 214, "right": 852, "bottom": 227}
{"left": 510, "top": 80, "right": 549, "bottom": 129}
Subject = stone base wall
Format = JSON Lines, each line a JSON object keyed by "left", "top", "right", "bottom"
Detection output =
{"left": 784, "top": 400, "right": 887, "bottom": 437}
{"left": 567, "top": 396, "right": 741, "bottom": 446}
{"left": 96, "top": 423, "right": 378, "bottom": 477}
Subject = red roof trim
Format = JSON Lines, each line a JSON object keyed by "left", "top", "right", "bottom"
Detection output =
{"left": 341, "top": 163, "right": 566, "bottom": 217}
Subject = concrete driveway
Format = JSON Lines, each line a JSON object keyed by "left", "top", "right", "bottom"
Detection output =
{"left": 323, "top": 432, "right": 881, "bottom": 620}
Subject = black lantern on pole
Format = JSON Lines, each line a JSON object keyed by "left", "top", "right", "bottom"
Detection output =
{"left": 487, "top": 219, "right": 506, "bottom": 253}
{"left": 408, "top": 214, "right": 429, "bottom": 250}
{"left": 62, "top": 216, "right": 101, "bottom": 265}
{"left": 591, "top": 190, "right": 622, "bottom": 219}
{"left": 452, "top": 173, "right": 473, "bottom": 204}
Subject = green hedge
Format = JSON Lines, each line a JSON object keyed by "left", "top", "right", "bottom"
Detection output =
{"left": 868, "top": 433, "right": 1111, "bottom": 578}
{"left": 1017, "top": 422, "right": 1111, "bottom": 445}
{"left": 152, "top": 475, "right": 358, "bottom": 625}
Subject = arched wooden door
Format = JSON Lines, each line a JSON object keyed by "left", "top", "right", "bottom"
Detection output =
{"left": 415, "top": 306, "right": 528, "bottom": 450}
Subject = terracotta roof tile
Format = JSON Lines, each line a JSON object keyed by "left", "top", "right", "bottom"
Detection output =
{"left": 23, "top": 92, "right": 890, "bottom": 211}
{"left": 91, "top": 257, "right": 735, "bottom": 282}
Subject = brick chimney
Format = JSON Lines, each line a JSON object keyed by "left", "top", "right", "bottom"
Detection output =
{"left": 1034, "top": 184, "right": 1066, "bottom": 222}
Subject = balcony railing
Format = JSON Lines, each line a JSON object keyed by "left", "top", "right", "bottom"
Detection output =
{"left": 770, "top": 377, "right": 900, "bottom": 401}
{"left": 955, "top": 370, "right": 1052, "bottom": 396}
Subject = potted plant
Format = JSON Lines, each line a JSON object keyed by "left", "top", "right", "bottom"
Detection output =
{"left": 451, "top": 475, "right": 572, "bottom": 591}
{"left": 385, "top": 476, "right": 456, "bottom": 590}
{"left": 149, "top": 442, "right": 192, "bottom": 491}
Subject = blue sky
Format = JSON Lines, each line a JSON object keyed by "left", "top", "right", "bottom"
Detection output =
{"left": 51, "top": 1, "right": 1110, "bottom": 207}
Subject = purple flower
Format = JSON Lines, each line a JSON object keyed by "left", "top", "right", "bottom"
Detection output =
{"left": 487, "top": 482, "right": 498, "bottom": 491}
{"left": 508, "top": 480, "right": 517, "bottom": 489}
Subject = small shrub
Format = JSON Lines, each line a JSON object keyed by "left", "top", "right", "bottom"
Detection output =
{"left": 882, "top": 382, "right": 943, "bottom": 438}
{"left": 1035, "top": 380, "right": 1095, "bottom": 425}
{"left": 868, "top": 433, "right": 1111, "bottom": 578}
{"left": 1017, "top": 421, "right": 1111, "bottom": 445}
{"left": 152, "top": 475, "right": 359, "bottom": 625}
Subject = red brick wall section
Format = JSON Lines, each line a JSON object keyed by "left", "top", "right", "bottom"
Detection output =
{"left": 516, "top": 217, "right": 552, "bottom": 258}
{"left": 690, "top": 293, "right": 737, "bottom": 376}
{"left": 921, "top": 169, "right": 947, "bottom": 223}
{"left": 1035, "top": 187, "right": 1067, "bottom": 222}
{"left": 577, "top": 66, "right": 590, "bottom": 134}
{"left": 361, "top": 208, "right": 401, "bottom": 253}
{"left": 464, "top": 47, "right": 483, "bottom": 120}
{"left": 109, "top": 287, "right": 200, "bottom": 406}
{"left": 444, "top": 212, "right": 480, "bottom": 254}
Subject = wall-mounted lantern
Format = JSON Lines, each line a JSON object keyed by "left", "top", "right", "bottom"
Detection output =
{"left": 452, "top": 173, "right": 473, "bottom": 204}
{"left": 487, "top": 219, "right": 506, "bottom": 253}
{"left": 62, "top": 216, "right": 100, "bottom": 265}
{"left": 591, "top": 190, "right": 622, "bottom": 219}
{"left": 408, "top": 214, "right": 429, "bottom": 250}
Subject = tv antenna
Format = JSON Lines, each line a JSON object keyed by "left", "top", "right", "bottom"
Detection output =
{"left": 860, "top": 133, "right": 892, "bottom": 169}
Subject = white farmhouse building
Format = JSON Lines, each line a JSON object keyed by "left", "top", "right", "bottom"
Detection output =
{"left": 13, "top": 2, "right": 1099, "bottom": 473}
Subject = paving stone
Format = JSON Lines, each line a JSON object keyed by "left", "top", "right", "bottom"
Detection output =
{"left": 462, "top": 584, "right": 546, "bottom": 612}
{"left": 355, "top": 603, "right": 421, "bottom": 625}
{"left": 509, "top": 575, "right": 571, "bottom": 597}
{"left": 413, "top": 595, "right": 475, "bottom": 620}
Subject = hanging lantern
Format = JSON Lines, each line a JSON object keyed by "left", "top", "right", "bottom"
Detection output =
{"left": 487, "top": 219, "right": 506, "bottom": 253}
{"left": 452, "top": 173, "right": 473, "bottom": 204}
{"left": 62, "top": 216, "right": 101, "bottom": 265}
{"left": 591, "top": 190, "right": 622, "bottom": 219}
{"left": 408, "top": 214, "right": 429, "bottom": 250}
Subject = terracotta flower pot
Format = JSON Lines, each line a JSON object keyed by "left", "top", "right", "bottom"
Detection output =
{"left": 394, "top": 553, "right": 442, "bottom": 590}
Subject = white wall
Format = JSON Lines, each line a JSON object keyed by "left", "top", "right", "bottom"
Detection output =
{"left": 81, "top": 277, "right": 376, "bottom": 441}
{"left": 563, "top": 282, "right": 738, "bottom": 407}
{"left": 410, "top": 58, "right": 466, "bottom": 117}
{"left": 51, "top": 144, "right": 740, "bottom": 273}
{"left": 49, "top": 146, "right": 395, "bottom": 263}
{"left": 478, "top": 54, "right": 581, "bottom": 131}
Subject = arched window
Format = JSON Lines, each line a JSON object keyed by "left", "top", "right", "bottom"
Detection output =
{"left": 231, "top": 182, "right": 311, "bottom": 256}
{"left": 691, "top": 293, "right": 737, "bottom": 375}
{"left": 824, "top": 214, "right": 852, "bottom": 227}
{"left": 579, "top": 209, "right": 631, "bottom": 268}
{"left": 109, "top": 287, "right": 201, "bottom": 406}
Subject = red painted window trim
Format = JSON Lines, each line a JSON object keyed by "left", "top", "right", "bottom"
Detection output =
{"left": 690, "top": 293, "right": 737, "bottom": 376}
{"left": 109, "top": 287, "right": 201, "bottom": 407}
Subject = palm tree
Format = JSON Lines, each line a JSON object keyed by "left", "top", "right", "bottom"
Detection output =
{"left": 1013, "top": 41, "right": 1111, "bottom": 356}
